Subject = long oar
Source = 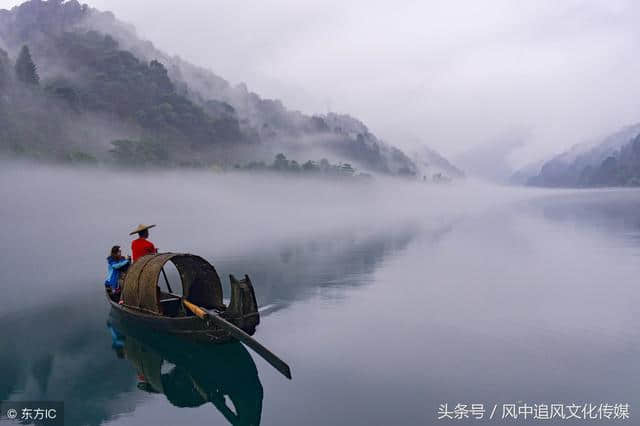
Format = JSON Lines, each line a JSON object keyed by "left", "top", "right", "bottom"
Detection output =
{"left": 183, "top": 299, "right": 292, "bottom": 379}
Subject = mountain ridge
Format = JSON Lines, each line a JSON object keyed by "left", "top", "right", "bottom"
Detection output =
{"left": 0, "top": 0, "right": 462, "bottom": 179}
{"left": 524, "top": 123, "right": 640, "bottom": 187}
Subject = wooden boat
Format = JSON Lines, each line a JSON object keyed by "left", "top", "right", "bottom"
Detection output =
{"left": 106, "top": 252, "right": 260, "bottom": 343}
{"left": 106, "top": 252, "right": 291, "bottom": 379}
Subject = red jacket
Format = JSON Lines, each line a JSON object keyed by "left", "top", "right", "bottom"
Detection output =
{"left": 132, "top": 238, "right": 157, "bottom": 261}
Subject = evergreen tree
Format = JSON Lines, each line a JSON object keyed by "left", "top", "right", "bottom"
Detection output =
{"left": 148, "top": 59, "right": 174, "bottom": 94}
{"left": 0, "top": 49, "right": 9, "bottom": 90}
{"left": 15, "top": 45, "right": 39, "bottom": 85}
{"left": 273, "top": 153, "right": 289, "bottom": 170}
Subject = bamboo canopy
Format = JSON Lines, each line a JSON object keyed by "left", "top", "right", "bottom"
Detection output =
{"left": 122, "top": 253, "right": 223, "bottom": 314}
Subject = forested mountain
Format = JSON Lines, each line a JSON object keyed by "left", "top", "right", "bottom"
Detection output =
{"left": 526, "top": 124, "right": 640, "bottom": 187}
{"left": 0, "top": 0, "right": 461, "bottom": 177}
{"left": 411, "top": 145, "right": 464, "bottom": 182}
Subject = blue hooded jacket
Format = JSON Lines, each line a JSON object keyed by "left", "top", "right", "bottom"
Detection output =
{"left": 105, "top": 256, "right": 129, "bottom": 289}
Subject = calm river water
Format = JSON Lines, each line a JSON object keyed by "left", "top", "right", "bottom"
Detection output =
{"left": 0, "top": 166, "right": 638, "bottom": 425}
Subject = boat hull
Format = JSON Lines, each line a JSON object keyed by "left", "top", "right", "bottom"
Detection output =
{"left": 107, "top": 295, "right": 235, "bottom": 343}
{"left": 104, "top": 253, "right": 260, "bottom": 343}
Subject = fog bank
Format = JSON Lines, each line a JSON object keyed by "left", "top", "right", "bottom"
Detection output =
{"left": 0, "top": 162, "right": 551, "bottom": 311}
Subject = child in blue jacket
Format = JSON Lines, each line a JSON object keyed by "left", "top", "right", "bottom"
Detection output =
{"left": 105, "top": 245, "right": 130, "bottom": 291}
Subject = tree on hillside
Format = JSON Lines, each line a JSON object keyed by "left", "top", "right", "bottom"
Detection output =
{"left": 110, "top": 139, "right": 169, "bottom": 166}
{"left": 273, "top": 153, "right": 289, "bottom": 170}
{"left": 148, "top": 60, "right": 174, "bottom": 95}
{"left": 0, "top": 49, "right": 10, "bottom": 90}
{"left": 302, "top": 160, "right": 318, "bottom": 172}
{"left": 15, "top": 45, "right": 39, "bottom": 86}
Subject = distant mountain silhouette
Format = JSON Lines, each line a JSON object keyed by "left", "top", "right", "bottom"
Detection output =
{"left": 524, "top": 123, "right": 640, "bottom": 187}
{"left": 412, "top": 144, "right": 464, "bottom": 182}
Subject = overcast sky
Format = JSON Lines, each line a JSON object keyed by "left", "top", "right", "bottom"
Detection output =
{"left": 3, "top": 0, "right": 640, "bottom": 167}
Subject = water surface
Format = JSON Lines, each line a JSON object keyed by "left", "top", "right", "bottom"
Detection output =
{"left": 1, "top": 166, "right": 638, "bottom": 425}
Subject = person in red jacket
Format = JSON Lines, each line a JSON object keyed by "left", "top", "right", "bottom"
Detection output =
{"left": 130, "top": 224, "right": 158, "bottom": 261}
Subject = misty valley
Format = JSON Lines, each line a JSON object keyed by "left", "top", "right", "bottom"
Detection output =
{"left": 2, "top": 1, "right": 640, "bottom": 426}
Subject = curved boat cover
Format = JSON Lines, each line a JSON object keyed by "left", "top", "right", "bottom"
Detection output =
{"left": 122, "top": 253, "right": 223, "bottom": 314}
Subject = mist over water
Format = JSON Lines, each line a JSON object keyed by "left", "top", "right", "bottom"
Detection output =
{"left": 0, "top": 162, "right": 526, "bottom": 310}
{"left": 1, "top": 163, "right": 639, "bottom": 425}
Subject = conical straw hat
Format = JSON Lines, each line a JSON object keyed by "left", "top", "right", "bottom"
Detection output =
{"left": 129, "top": 224, "right": 156, "bottom": 235}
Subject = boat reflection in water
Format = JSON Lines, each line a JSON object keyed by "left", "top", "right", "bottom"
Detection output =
{"left": 108, "top": 316, "right": 264, "bottom": 426}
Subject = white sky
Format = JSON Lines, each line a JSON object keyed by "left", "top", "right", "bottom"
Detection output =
{"left": 3, "top": 0, "right": 640, "bottom": 166}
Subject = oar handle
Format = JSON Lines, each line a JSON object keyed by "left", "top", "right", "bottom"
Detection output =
{"left": 183, "top": 299, "right": 209, "bottom": 320}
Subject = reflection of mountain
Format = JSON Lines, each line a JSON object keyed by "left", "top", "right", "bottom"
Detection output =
{"left": 213, "top": 224, "right": 451, "bottom": 312}
{"left": 0, "top": 304, "right": 141, "bottom": 426}
{"left": 525, "top": 190, "right": 640, "bottom": 236}
{"left": 109, "top": 317, "right": 263, "bottom": 426}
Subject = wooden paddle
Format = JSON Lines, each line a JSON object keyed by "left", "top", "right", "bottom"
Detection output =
{"left": 182, "top": 299, "right": 292, "bottom": 380}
